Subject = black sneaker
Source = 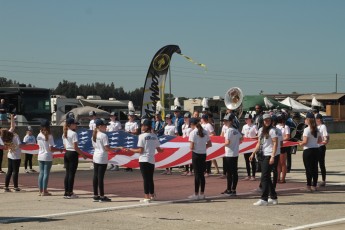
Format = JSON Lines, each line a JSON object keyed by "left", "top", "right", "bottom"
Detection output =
{"left": 13, "top": 187, "right": 21, "bottom": 192}
{"left": 93, "top": 196, "right": 101, "bottom": 202}
{"left": 221, "top": 189, "right": 232, "bottom": 195}
{"left": 4, "top": 187, "right": 10, "bottom": 192}
{"left": 99, "top": 196, "right": 111, "bottom": 202}
{"left": 230, "top": 191, "right": 237, "bottom": 196}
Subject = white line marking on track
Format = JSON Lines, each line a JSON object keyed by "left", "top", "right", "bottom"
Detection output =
{"left": 284, "top": 217, "right": 345, "bottom": 230}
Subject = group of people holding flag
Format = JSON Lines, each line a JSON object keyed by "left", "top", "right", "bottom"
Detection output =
{"left": 0, "top": 104, "right": 329, "bottom": 206}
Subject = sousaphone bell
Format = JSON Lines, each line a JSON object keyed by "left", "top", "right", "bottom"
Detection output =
{"left": 224, "top": 87, "right": 244, "bottom": 118}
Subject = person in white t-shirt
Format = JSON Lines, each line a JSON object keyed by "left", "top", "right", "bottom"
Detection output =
{"left": 161, "top": 113, "right": 176, "bottom": 175}
{"left": 128, "top": 119, "right": 163, "bottom": 203}
{"left": 62, "top": 117, "right": 88, "bottom": 199}
{"left": 250, "top": 113, "right": 278, "bottom": 206}
{"left": 276, "top": 113, "right": 291, "bottom": 184}
{"left": 125, "top": 112, "right": 139, "bottom": 135}
{"left": 3, "top": 114, "right": 28, "bottom": 192}
{"left": 299, "top": 112, "right": 322, "bottom": 192}
{"left": 221, "top": 113, "right": 242, "bottom": 196}
{"left": 241, "top": 114, "right": 258, "bottom": 181}
{"left": 188, "top": 118, "right": 212, "bottom": 200}
{"left": 107, "top": 112, "right": 122, "bottom": 132}
{"left": 315, "top": 114, "right": 329, "bottom": 187}
{"left": 201, "top": 114, "right": 219, "bottom": 176}
{"left": 37, "top": 119, "right": 63, "bottom": 196}
{"left": 181, "top": 112, "right": 193, "bottom": 176}
{"left": 92, "top": 118, "right": 123, "bottom": 202}
{"left": 89, "top": 111, "right": 97, "bottom": 130}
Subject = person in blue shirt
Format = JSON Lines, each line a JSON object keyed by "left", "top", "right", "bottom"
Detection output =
{"left": 172, "top": 106, "right": 184, "bottom": 136}
{"left": 152, "top": 113, "right": 165, "bottom": 137}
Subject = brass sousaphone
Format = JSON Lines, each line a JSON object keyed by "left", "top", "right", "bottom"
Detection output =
{"left": 224, "top": 87, "right": 244, "bottom": 118}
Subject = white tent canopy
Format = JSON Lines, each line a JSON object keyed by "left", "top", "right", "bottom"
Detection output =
{"left": 280, "top": 97, "right": 311, "bottom": 112}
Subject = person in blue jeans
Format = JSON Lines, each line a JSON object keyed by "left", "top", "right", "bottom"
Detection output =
{"left": 37, "top": 120, "right": 63, "bottom": 196}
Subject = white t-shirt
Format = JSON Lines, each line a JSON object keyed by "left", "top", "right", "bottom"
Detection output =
{"left": 0, "top": 137, "right": 3, "bottom": 146}
{"left": 23, "top": 135, "right": 36, "bottom": 144}
{"left": 125, "top": 121, "right": 138, "bottom": 133}
{"left": 221, "top": 125, "right": 229, "bottom": 136}
{"left": 92, "top": 132, "right": 109, "bottom": 164}
{"left": 137, "top": 132, "right": 160, "bottom": 164}
{"left": 276, "top": 124, "right": 290, "bottom": 139}
{"left": 107, "top": 121, "right": 122, "bottom": 132}
{"left": 89, "top": 119, "right": 96, "bottom": 130}
{"left": 164, "top": 124, "right": 176, "bottom": 136}
{"left": 302, "top": 127, "right": 320, "bottom": 149}
{"left": 189, "top": 128, "right": 210, "bottom": 154}
{"left": 37, "top": 132, "right": 55, "bottom": 161}
{"left": 258, "top": 127, "right": 278, "bottom": 156}
{"left": 62, "top": 129, "right": 78, "bottom": 151}
{"left": 7, "top": 135, "right": 22, "bottom": 160}
{"left": 318, "top": 124, "right": 328, "bottom": 147}
{"left": 275, "top": 127, "right": 282, "bottom": 155}
{"left": 201, "top": 123, "right": 214, "bottom": 135}
{"left": 182, "top": 123, "right": 192, "bottom": 138}
{"left": 224, "top": 127, "right": 242, "bottom": 157}
{"left": 241, "top": 124, "right": 258, "bottom": 138}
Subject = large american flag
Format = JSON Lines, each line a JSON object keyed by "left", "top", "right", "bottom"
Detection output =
{"left": 21, "top": 128, "right": 298, "bottom": 169}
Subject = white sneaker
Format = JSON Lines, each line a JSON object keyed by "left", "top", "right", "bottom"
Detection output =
{"left": 68, "top": 193, "right": 79, "bottom": 199}
{"left": 140, "top": 198, "right": 151, "bottom": 204}
{"left": 107, "top": 164, "right": 114, "bottom": 170}
{"left": 188, "top": 194, "right": 199, "bottom": 200}
{"left": 198, "top": 194, "right": 205, "bottom": 200}
{"left": 268, "top": 198, "right": 278, "bottom": 205}
{"left": 253, "top": 199, "right": 268, "bottom": 206}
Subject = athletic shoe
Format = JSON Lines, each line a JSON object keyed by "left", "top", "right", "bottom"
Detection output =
{"left": 230, "top": 191, "right": 237, "bottom": 197}
{"left": 30, "top": 169, "right": 37, "bottom": 173}
{"left": 42, "top": 192, "right": 52, "bottom": 196}
{"left": 250, "top": 177, "right": 256, "bottom": 181}
{"left": 99, "top": 196, "right": 111, "bottom": 202}
{"left": 221, "top": 189, "right": 232, "bottom": 195}
{"left": 63, "top": 193, "right": 69, "bottom": 199}
{"left": 150, "top": 194, "right": 156, "bottom": 201}
{"left": 93, "top": 196, "right": 101, "bottom": 202}
{"left": 268, "top": 198, "right": 278, "bottom": 205}
{"left": 253, "top": 199, "right": 268, "bottom": 206}
{"left": 160, "top": 170, "right": 168, "bottom": 175}
{"left": 198, "top": 194, "right": 205, "bottom": 200}
{"left": 186, "top": 171, "right": 193, "bottom": 176}
{"left": 112, "top": 165, "right": 120, "bottom": 171}
{"left": 107, "top": 164, "right": 115, "bottom": 170}
{"left": 4, "top": 187, "right": 10, "bottom": 192}
{"left": 311, "top": 186, "right": 318, "bottom": 192}
{"left": 140, "top": 198, "right": 151, "bottom": 204}
{"left": 242, "top": 176, "right": 250, "bottom": 181}
{"left": 188, "top": 194, "right": 199, "bottom": 200}
{"left": 181, "top": 171, "right": 188, "bottom": 176}
{"left": 25, "top": 169, "right": 30, "bottom": 174}
{"left": 66, "top": 193, "right": 79, "bottom": 199}
{"left": 13, "top": 187, "right": 21, "bottom": 192}
{"left": 318, "top": 181, "right": 326, "bottom": 187}
{"left": 301, "top": 186, "right": 312, "bottom": 192}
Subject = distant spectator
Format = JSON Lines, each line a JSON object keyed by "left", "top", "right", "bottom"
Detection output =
{"left": 0, "top": 99, "right": 8, "bottom": 121}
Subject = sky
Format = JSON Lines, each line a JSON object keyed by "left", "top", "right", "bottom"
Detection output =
{"left": 0, "top": 0, "right": 344, "bottom": 98}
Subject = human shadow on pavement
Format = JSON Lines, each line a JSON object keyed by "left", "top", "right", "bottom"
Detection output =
{"left": 0, "top": 217, "right": 63, "bottom": 224}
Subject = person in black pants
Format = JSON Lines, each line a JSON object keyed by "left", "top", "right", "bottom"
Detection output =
{"left": 250, "top": 114, "right": 278, "bottom": 206}
{"left": 299, "top": 112, "right": 322, "bottom": 191}
{"left": 188, "top": 118, "right": 212, "bottom": 200}
{"left": 315, "top": 114, "right": 329, "bottom": 187}
{"left": 62, "top": 118, "right": 88, "bottom": 199}
{"left": 129, "top": 119, "right": 163, "bottom": 203}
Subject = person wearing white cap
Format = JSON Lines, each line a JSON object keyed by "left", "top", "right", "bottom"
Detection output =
{"left": 125, "top": 111, "right": 139, "bottom": 135}
{"left": 299, "top": 112, "right": 322, "bottom": 192}
{"left": 89, "top": 111, "right": 97, "bottom": 130}
{"left": 315, "top": 114, "right": 329, "bottom": 187}
{"left": 250, "top": 113, "right": 278, "bottom": 206}
{"left": 221, "top": 113, "right": 242, "bottom": 196}
{"left": 241, "top": 114, "right": 258, "bottom": 181}
{"left": 23, "top": 126, "right": 37, "bottom": 173}
{"left": 107, "top": 112, "right": 122, "bottom": 132}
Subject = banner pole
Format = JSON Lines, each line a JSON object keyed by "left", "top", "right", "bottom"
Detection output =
{"left": 169, "top": 66, "right": 172, "bottom": 111}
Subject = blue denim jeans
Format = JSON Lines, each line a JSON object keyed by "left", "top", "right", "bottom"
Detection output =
{"left": 38, "top": 161, "right": 52, "bottom": 190}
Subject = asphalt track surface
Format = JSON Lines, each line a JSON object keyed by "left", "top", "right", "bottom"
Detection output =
{"left": 0, "top": 149, "right": 344, "bottom": 230}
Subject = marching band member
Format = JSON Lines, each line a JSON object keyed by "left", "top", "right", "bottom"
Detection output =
{"left": 106, "top": 112, "right": 122, "bottom": 132}
{"left": 181, "top": 112, "right": 193, "bottom": 176}
{"left": 276, "top": 113, "right": 291, "bottom": 183}
{"left": 161, "top": 114, "right": 175, "bottom": 175}
{"left": 315, "top": 114, "right": 329, "bottom": 187}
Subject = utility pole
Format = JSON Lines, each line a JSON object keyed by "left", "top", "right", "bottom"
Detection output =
{"left": 336, "top": 73, "right": 338, "bottom": 93}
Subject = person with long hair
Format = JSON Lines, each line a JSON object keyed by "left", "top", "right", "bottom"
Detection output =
{"left": 188, "top": 118, "right": 212, "bottom": 200}
{"left": 92, "top": 118, "right": 123, "bottom": 202}
{"left": 299, "top": 112, "right": 322, "bottom": 192}
{"left": 221, "top": 113, "right": 242, "bottom": 196}
{"left": 128, "top": 119, "right": 163, "bottom": 203}
{"left": 37, "top": 120, "right": 63, "bottom": 196}
{"left": 241, "top": 114, "right": 258, "bottom": 181}
{"left": 181, "top": 112, "right": 193, "bottom": 176}
{"left": 276, "top": 113, "right": 290, "bottom": 183}
{"left": 62, "top": 117, "right": 88, "bottom": 199}
{"left": 250, "top": 114, "right": 278, "bottom": 206}
{"left": 315, "top": 114, "right": 329, "bottom": 187}
{"left": 3, "top": 114, "right": 27, "bottom": 192}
